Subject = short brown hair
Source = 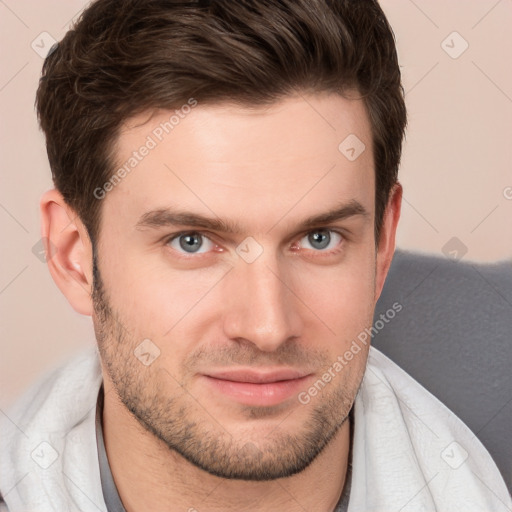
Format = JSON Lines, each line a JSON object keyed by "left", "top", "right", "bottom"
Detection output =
{"left": 36, "top": 0, "right": 406, "bottom": 244}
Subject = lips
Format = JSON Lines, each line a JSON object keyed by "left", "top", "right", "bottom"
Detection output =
{"left": 201, "top": 368, "right": 313, "bottom": 407}
{"left": 205, "top": 368, "right": 311, "bottom": 384}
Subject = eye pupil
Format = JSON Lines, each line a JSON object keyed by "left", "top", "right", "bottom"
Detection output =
{"left": 308, "top": 230, "right": 330, "bottom": 250}
{"left": 179, "top": 233, "right": 203, "bottom": 252}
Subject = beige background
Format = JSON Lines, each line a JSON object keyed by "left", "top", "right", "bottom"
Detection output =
{"left": 1, "top": 0, "right": 511, "bottom": 407}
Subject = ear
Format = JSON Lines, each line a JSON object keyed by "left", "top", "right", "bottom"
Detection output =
{"left": 40, "top": 189, "right": 94, "bottom": 316}
{"left": 374, "top": 182, "right": 402, "bottom": 303}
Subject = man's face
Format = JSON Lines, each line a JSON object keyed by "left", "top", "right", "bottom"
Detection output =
{"left": 93, "top": 93, "right": 379, "bottom": 480}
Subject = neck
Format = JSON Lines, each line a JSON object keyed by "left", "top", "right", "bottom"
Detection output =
{"left": 102, "top": 386, "right": 351, "bottom": 512}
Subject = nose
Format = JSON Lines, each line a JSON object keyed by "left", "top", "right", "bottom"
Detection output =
{"left": 222, "top": 253, "right": 303, "bottom": 352}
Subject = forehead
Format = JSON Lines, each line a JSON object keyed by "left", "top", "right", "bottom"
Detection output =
{"left": 102, "top": 93, "right": 374, "bottom": 235}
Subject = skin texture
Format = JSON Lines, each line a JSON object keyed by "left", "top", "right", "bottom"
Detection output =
{"left": 41, "top": 92, "right": 402, "bottom": 512}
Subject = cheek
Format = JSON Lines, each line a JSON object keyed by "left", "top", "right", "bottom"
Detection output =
{"left": 100, "top": 246, "right": 229, "bottom": 341}
{"left": 293, "top": 254, "right": 376, "bottom": 340}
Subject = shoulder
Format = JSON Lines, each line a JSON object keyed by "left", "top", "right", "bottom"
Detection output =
{"left": 1, "top": 347, "right": 102, "bottom": 437}
{"left": 0, "top": 347, "right": 103, "bottom": 510}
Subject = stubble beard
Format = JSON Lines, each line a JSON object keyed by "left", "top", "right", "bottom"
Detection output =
{"left": 91, "top": 252, "right": 357, "bottom": 481}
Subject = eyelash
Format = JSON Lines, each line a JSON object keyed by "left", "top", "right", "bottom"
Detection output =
{"left": 163, "top": 229, "right": 345, "bottom": 259}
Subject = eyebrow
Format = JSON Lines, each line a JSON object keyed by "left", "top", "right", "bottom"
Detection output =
{"left": 135, "top": 199, "right": 369, "bottom": 235}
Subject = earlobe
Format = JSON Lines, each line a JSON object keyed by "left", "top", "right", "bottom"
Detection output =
{"left": 40, "top": 189, "right": 94, "bottom": 316}
{"left": 374, "top": 182, "right": 403, "bottom": 303}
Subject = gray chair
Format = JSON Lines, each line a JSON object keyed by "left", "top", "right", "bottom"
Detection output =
{"left": 373, "top": 249, "right": 512, "bottom": 494}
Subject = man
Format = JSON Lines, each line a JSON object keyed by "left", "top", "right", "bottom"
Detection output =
{"left": 0, "top": 0, "right": 510, "bottom": 510}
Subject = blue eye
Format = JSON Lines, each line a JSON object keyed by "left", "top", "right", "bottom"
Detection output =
{"left": 167, "top": 232, "right": 215, "bottom": 254}
{"left": 165, "top": 229, "right": 343, "bottom": 257}
{"left": 299, "top": 229, "right": 342, "bottom": 251}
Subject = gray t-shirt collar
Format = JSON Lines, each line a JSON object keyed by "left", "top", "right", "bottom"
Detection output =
{"left": 95, "top": 386, "right": 127, "bottom": 512}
